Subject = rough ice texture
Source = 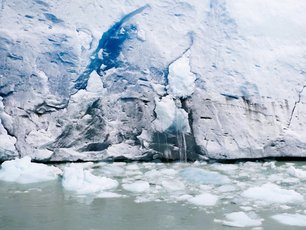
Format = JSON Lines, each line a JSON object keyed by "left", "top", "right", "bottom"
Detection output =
{"left": 0, "top": 156, "right": 62, "bottom": 183}
{"left": 1, "top": 0, "right": 306, "bottom": 161}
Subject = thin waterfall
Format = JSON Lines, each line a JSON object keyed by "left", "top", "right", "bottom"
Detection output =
{"left": 182, "top": 132, "right": 187, "bottom": 162}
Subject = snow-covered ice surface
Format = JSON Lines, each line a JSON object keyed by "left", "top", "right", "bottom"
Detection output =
{"left": 1, "top": 160, "right": 306, "bottom": 229}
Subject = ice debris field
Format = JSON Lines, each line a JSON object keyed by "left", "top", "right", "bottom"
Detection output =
{"left": 1, "top": 158, "right": 306, "bottom": 228}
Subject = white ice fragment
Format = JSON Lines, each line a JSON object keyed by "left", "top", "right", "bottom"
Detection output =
{"left": 241, "top": 183, "right": 304, "bottom": 204}
{"left": 262, "top": 161, "right": 276, "bottom": 169}
{"left": 287, "top": 166, "right": 306, "bottom": 179}
{"left": 272, "top": 213, "right": 306, "bottom": 226}
{"left": 211, "top": 164, "right": 239, "bottom": 172}
{"left": 167, "top": 50, "right": 196, "bottom": 98}
{"left": 188, "top": 193, "right": 218, "bottom": 206}
{"left": 279, "top": 205, "right": 291, "bottom": 210}
{"left": 217, "top": 185, "right": 237, "bottom": 193}
{"left": 153, "top": 96, "right": 176, "bottom": 132}
{"left": 86, "top": 71, "right": 104, "bottom": 93}
{"left": 179, "top": 167, "right": 230, "bottom": 185}
{"left": 218, "top": 212, "right": 263, "bottom": 228}
{"left": 62, "top": 164, "right": 118, "bottom": 194}
{"left": 159, "top": 168, "right": 177, "bottom": 176}
{"left": 176, "top": 194, "right": 193, "bottom": 201}
{"left": 161, "top": 180, "right": 185, "bottom": 191}
{"left": 96, "top": 192, "right": 124, "bottom": 198}
{"left": 122, "top": 181, "right": 150, "bottom": 193}
{"left": 144, "top": 169, "right": 160, "bottom": 179}
{"left": 153, "top": 96, "right": 190, "bottom": 132}
{"left": 126, "top": 164, "right": 139, "bottom": 171}
{"left": 240, "top": 206, "right": 254, "bottom": 211}
{"left": 0, "top": 156, "right": 62, "bottom": 184}
{"left": 100, "top": 164, "right": 125, "bottom": 177}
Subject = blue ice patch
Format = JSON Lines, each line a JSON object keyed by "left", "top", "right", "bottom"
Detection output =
{"left": 179, "top": 167, "right": 230, "bottom": 185}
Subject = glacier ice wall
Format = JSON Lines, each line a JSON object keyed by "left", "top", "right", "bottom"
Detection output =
{"left": 0, "top": 0, "right": 306, "bottom": 161}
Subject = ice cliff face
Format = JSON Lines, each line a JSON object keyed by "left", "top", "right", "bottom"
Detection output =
{"left": 0, "top": 0, "right": 306, "bottom": 161}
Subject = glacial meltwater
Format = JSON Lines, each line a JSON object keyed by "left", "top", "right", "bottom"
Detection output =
{"left": 1, "top": 160, "right": 306, "bottom": 229}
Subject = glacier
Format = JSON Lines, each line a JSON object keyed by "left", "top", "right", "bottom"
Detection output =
{"left": 0, "top": 0, "right": 306, "bottom": 161}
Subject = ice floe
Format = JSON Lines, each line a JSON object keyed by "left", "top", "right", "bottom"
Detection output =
{"left": 287, "top": 166, "right": 306, "bottom": 179}
{"left": 161, "top": 180, "right": 185, "bottom": 191}
{"left": 96, "top": 192, "right": 124, "bottom": 198}
{"left": 0, "top": 156, "right": 61, "bottom": 184}
{"left": 215, "top": 212, "right": 263, "bottom": 228}
{"left": 241, "top": 182, "right": 304, "bottom": 204}
{"left": 179, "top": 167, "right": 230, "bottom": 185}
{"left": 62, "top": 164, "right": 118, "bottom": 194}
{"left": 122, "top": 181, "right": 150, "bottom": 193}
{"left": 271, "top": 213, "right": 306, "bottom": 227}
{"left": 188, "top": 193, "right": 218, "bottom": 206}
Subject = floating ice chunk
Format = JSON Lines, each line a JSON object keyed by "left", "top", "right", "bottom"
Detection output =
{"left": 188, "top": 193, "right": 218, "bottom": 206}
{"left": 126, "top": 164, "right": 140, "bottom": 171}
{"left": 0, "top": 156, "right": 62, "bottom": 184}
{"left": 241, "top": 183, "right": 304, "bottom": 204}
{"left": 262, "top": 161, "right": 276, "bottom": 169}
{"left": 161, "top": 180, "right": 185, "bottom": 191}
{"left": 122, "top": 181, "right": 150, "bottom": 193}
{"left": 217, "top": 185, "right": 237, "bottom": 193}
{"left": 176, "top": 194, "right": 193, "bottom": 201}
{"left": 287, "top": 166, "right": 306, "bottom": 179}
{"left": 272, "top": 213, "right": 306, "bottom": 226}
{"left": 159, "top": 168, "right": 177, "bottom": 176}
{"left": 99, "top": 164, "right": 125, "bottom": 177}
{"left": 240, "top": 206, "right": 254, "bottom": 212}
{"left": 211, "top": 164, "right": 239, "bottom": 172}
{"left": 144, "top": 169, "right": 160, "bottom": 179}
{"left": 96, "top": 192, "right": 124, "bottom": 198}
{"left": 167, "top": 50, "right": 196, "bottom": 98}
{"left": 137, "top": 29, "right": 146, "bottom": 41}
{"left": 62, "top": 164, "right": 118, "bottom": 194}
{"left": 179, "top": 167, "right": 230, "bottom": 185}
{"left": 216, "top": 212, "right": 262, "bottom": 228}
